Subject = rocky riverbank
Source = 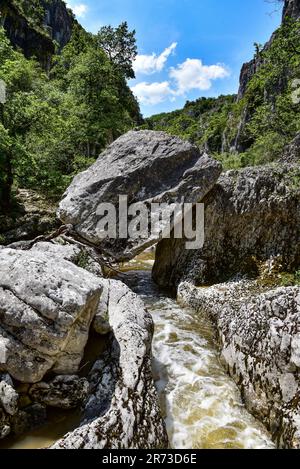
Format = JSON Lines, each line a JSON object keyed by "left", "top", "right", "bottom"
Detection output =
{"left": 154, "top": 156, "right": 300, "bottom": 448}
{"left": 0, "top": 129, "right": 299, "bottom": 449}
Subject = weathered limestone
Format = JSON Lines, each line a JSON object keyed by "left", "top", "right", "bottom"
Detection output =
{"left": 52, "top": 279, "right": 168, "bottom": 449}
{"left": 153, "top": 164, "right": 300, "bottom": 287}
{"left": 58, "top": 130, "right": 222, "bottom": 261}
{"left": 0, "top": 373, "right": 47, "bottom": 440}
{"left": 178, "top": 280, "right": 300, "bottom": 448}
{"left": 0, "top": 248, "right": 102, "bottom": 383}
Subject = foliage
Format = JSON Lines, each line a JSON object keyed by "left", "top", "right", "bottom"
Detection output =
{"left": 0, "top": 18, "right": 141, "bottom": 210}
{"left": 96, "top": 22, "right": 137, "bottom": 79}
{"left": 146, "top": 17, "right": 300, "bottom": 170}
{"left": 146, "top": 95, "right": 236, "bottom": 153}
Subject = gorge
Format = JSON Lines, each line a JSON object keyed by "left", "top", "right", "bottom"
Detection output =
{"left": 0, "top": 0, "right": 300, "bottom": 451}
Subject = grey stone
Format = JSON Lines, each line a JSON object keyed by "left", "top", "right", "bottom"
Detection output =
{"left": 52, "top": 279, "right": 168, "bottom": 449}
{"left": 11, "top": 404, "right": 47, "bottom": 436}
{"left": 153, "top": 164, "right": 300, "bottom": 288}
{"left": 58, "top": 130, "right": 222, "bottom": 261}
{"left": 0, "top": 248, "right": 102, "bottom": 383}
{"left": 178, "top": 280, "right": 300, "bottom": 448}
{"left": 29, "top": 375, "right": 89, "bottom": 409}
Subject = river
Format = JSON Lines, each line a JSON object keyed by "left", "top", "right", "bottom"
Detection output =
{"left": 120, "top": 254, "right": 274, "bottom": 449}
{"left": 1, "top": 252, "right": 274, "bottom": 449}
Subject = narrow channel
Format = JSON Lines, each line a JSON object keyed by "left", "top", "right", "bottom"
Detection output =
{"left": 121, "top": 254, "right": 274, "bottom": 449}
{"left": 1, "top": 252, "right": 274, "bottom": 449}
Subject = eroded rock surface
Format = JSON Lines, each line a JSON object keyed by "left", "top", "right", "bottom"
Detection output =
{"left": 0, "top": 248, "right": 102, "bottom": 383}
{"left": 52, "top": 279, "right": 168, "bottom": 449}
{"left": 153, "top": 164, "right": 300, "bottom": 287}
{"left": 29, "top": 375, "right": 89, "bottom": 409}
{"left": 0, "top": 373, "right": 47, "bottom": 440}
{"left": 58, "top": 130, "right": 222, "bottom": 261}
{"left": 178, "top": 281, "right": 300, "bottom": 448}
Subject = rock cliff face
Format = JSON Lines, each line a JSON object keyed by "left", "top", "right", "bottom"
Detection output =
{"left": 238, "top": 0, "right": 300, "bottom": 100}
{"left": 41, "top": 0, "right": 74, "bottom": 50}
{"left": 0, "top": 0, "right": 74, "bottom": 68}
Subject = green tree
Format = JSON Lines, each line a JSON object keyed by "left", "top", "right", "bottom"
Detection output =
{"left": 96, "top": 22, "right": 137, "bottom": 79}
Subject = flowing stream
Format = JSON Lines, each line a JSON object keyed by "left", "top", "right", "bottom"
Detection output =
{"left": 121, "top": 253, "right": 274, "bottom": 449}
{"left": 1, "top": 252, "right": 274, "bottom": 449}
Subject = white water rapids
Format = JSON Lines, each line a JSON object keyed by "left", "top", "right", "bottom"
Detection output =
{"left": 122, "top": 255, "right": 274, "bottom": 449}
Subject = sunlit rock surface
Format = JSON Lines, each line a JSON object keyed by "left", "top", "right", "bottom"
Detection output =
{"left": 178, "top": 280, "right": 300, "bottom": 448}
{"left": 58, "top": 130, "right": 222, "bottom": 261}
{"left": 52, "top": 279, "right": 168, "bottom": 449}
{"left": 0, "top": 248, "right": 102, "bottom": 383}
{"left": 153, "top": 164, "right": 300, "bottom": 288}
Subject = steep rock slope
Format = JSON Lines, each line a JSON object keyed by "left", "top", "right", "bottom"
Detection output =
{"left": 0, "top": 0, "right": 75, "bottom": 68}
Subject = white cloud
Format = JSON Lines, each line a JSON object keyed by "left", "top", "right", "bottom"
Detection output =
{"left": 131, "top": 81, "right": 175, "bottom": 105}
{"left": 66, "top": 2, "right": 88, "bottom": 18}
{"left": 133, "top": 43, "right": 177, "bottom": 75}
{"left": 170, "top": 58, "right": 229, "bottom": 95}
{"left": 131, "top": 46, "right": 230, "bottom": 107}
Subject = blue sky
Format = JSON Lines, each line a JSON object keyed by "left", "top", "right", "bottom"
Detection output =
{"left": 66, "top": 0, "right": 282, "bottom": 117}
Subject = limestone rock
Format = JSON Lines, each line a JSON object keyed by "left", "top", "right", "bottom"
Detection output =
{"left": 0, "top": 248, "right": 102, "bottom": 383}
{"left": 29, "top": 375, "right": 89, "bottom": 409}
{"left": 283, "top": 0, "right": 300, "bottom": 20}
{"left": 31, "top": 239, "right": 103, "bottom": 277}
{"left": 52, "top": 279, "right": 168, "bottom": 449}
{"left": 281, "top": 133, "right": 300, "bottom": 163}
{"left": 153, "top": 164, "right": 300, "bottom": 288}
{"left": 92, "top": 280, "right": 112, "bottom": 335}
{"left": 2, "top": 0, "right": 74, "bottom": 69}
{"left": 58, "top": 130, "right": 222, "bottom": 261}
{"left": 178, "top": 280, "right": 300, "bottom": 448}
{"left": 0, "top": 189, "right": 59, "bottom": 246}
{"left": 0, "top": 374, "right": 18, "bottom": 416}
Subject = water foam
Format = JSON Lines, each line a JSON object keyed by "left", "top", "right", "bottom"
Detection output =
{"left": 125, "top": 268, "right": 274, "bottom": 449}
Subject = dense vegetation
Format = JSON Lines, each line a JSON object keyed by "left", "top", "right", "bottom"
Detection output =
{"left": 147, "top": 17, "right": 300, "bottom": 170}
{"left": 0, "top": 8, "right": 141, "bottom": 212}
{"left": 146, "top": 95, "right": 236, "bottom": 154}
{"left": 1, "top": 1, "right": 300, "bottom": 216}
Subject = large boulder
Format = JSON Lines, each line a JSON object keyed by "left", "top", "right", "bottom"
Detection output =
{"left": 0, "top": 248, "right": 102, "bottom": 383}
{"left": 52, "top": 279, "right": 168, "bottom": 449}
{"left": 153, "top": 163, "right": 300, "bottom": 287}
{"left": 178, "top": 280, "right": 300, "bottom": 448}
{"left": 57, "top": 130, "right": 222, "bottom": 261}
